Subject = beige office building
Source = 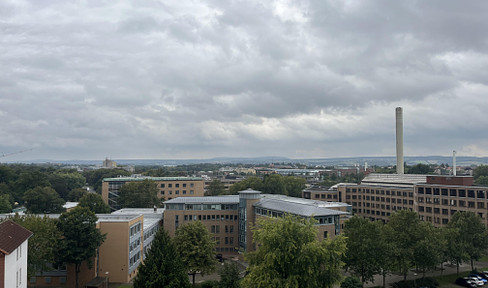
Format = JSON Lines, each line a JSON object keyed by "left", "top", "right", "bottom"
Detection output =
{"left": 102, "top": 176, "right": 205, "bottom": 210}
{"left": 338, "top": 173, "right": 488, "bottom": 227}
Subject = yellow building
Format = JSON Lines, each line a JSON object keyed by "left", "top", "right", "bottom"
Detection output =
{"left": 102, "top": 176, "right": 205, "bottom": 210}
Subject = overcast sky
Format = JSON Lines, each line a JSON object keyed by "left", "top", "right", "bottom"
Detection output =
{"left": 1, "top": 0, "right": 488, "bottom": 161}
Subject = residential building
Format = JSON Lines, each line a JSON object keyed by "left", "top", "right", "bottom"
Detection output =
{"left": 0, "top": 220, "right": 33, "bottom": 288}
{"left": 101, "top": 176, "right": 205, "bottom": 210}
{"left": 163, "top": 189, "right": 351, "bottom": 254}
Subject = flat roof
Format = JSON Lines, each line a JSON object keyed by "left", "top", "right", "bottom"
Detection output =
{"left": 164, "top": 195, "right": 239, "bottom": 204}
{"left": 103, "top": 176, "right": 202, "bottom": 182}
{"left": 361, "top": 173, "right": 427, "bottom": 186}
{"left": 254, "top": 196, "right": 349, "bottom": 217}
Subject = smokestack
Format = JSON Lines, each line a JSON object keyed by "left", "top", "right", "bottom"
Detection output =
{"left": 453, "top": 150, "right": 457, "bottom": 176}
{"left": 396, "top": 107, "right": 404, "bottom": 174}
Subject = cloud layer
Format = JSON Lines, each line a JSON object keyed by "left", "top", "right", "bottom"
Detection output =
{"left": 1, "top": 0, "right": 488, "bottom": 161}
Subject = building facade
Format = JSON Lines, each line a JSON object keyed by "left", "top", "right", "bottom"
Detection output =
{"left": 0, "top": 220, "right": 33, "bottom": 288}
{"left": 163, "top": 189, "right": 352, "bottom": 254}
{"left": 102, "top": 176, "right": 205, "bottom": 210}
{"left": 338, "top": 173, "right": 488, "bottom": 227}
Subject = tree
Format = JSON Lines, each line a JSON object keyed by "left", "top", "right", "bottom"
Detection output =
{"left": 118, "top": 179, "right": 159, "bottom": 208}
{"left": 474, "top": 165, "right": 488, "bottom": 180}
{"left": 262, "top": 174, "right": 285, "bottom": 194}
{"left": 444, "top": 226, "right": 467, "bottom": 274}
{"left": 56, "top": 207, "right": 106, "bottom": 288}
{"left": 78, "top": 193, "right": 111, "bottom": 213}
{"left": 283, "top": 176, "right": 306, "bottom": 197}
{"left": 49, "top": 171, "right": 86, "bottom": 200}
{"left": 407, "top": 163, "right": 433, "bottom": 174}
{"left": 0, "top": 194, "right": 12, "bottom": 213}
{"left": 24, "top": 186, "right": 65, "bottom": 214}
{"left": 229, "top": 177, "right": 263, "bottom": 194}
{"left": 206, "top": 179, "right": 226, "bottom": 196}
{"left": 219, "top": 262, "right": 241, "bottom": 288}
{"left": 174, "top": 221, "right": 217, "bottom": 285}
{"left": 242, "top": 215, "right": 346, "bottom": 288}
{"left": 343, "top": 216, "right": 382, "bottom": 284}
{"left": 475, "top": 176, "right": 488, "bottom": 187}
{"left": 133, "top": 229, "right": 191, "bottom": 288}
{"left": 10, "top": 214, "right": 62, "bottom": 277}
{"left": 341, "top": 277, "right": 363, "bottom": 288}
{"left": 447, "top": 211, "right": 488, "bottom": 271}
{"left": 83, "top": 168, "right": 131, "bottom": 193}
{"left": 385, "top": 210, "right": 423, "bottom": 281}
{"left": 67, "top": 187, "right": 88, "bottom": 201}
{"left": 413, "top": 222, "right": 443, "bottom": 277}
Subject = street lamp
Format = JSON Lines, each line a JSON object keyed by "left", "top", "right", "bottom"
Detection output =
{"left": 105, "top": 271, "right": 109, "bottom": 288}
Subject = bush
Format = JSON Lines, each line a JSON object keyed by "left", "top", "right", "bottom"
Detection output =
{"left": 392, "top": 277, "right": 439, "bottom": 288}
{"left": 341, "top": 276, "right": 363, "bottom": 288}
{"left": 196, "top": 280, "right": 220, "bottom": 288}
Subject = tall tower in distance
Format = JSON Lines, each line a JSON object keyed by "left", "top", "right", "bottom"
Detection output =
{"left": 396, "top": 107, "right": 404, "bottom": 174}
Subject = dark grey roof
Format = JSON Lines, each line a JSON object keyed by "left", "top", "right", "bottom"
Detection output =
{"left": 254, "top": 195, "right": 349, "bottom": 217}
{"left": 164, "top": 195, "right": 239, "bottom": 204}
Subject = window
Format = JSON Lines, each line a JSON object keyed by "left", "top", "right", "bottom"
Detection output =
{"left": 168, "top": 183, "right": 172, "bottom": 188}
{"left": 183, "top": 183, "right": 187, "bottom": 187}
{"left": 190, "top": 190, "right": 194, "bottom": 194}
{"left": 190, "top": 183, "right": 194, "bottom": 188}
{"left": 161, "top": 184, "right": 165, "bottom": 188}
{"left": 176, "top": 184, "right": 180, "bottom": 188}
{"left": 324, "top": 231, "right": 328, "bottom": 239}
{"left": 17, "top": 244, "right": 22, "bottom": 260}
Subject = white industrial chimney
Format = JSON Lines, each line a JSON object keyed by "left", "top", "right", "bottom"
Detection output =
{"left": 396, "top": 107, "right": 404, "bottom": 174}
{"left": 453, "top": 150, "right": 457, "bottom": 176}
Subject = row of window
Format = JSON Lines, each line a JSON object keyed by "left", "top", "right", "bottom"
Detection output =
{"left": 29, "top": 276, "right": 66, "bottom": 284}
{"left": 130, "top": 238, "right": 141, "bottom": 252}
{"left": 348, "top": 188, "right": 413, "bottom": 197}
{"left": 129, "top": 251, "right": 141, "bottom": 267}
{"left": 161, "top": 190, "right": 195, "bottom": 195}
{"left": 129, "top": 222, "right": 141, "bottom": 237}
{"left": 352, "top": 202, "right": 413, "bottom": 210}
{"left": 160, "top": 183, "right": 194, "bottom": 188}
{"left": 210, "top": 225, "right": 235, "bottom": 234}
{"left": 183, "top": 214, "right": 239, "bottom": 222}
{"left": 417, "top": 187, "right": 488, "bottom": 199}
{"left": 314, "top": 193, "right": 338, "bottom": 199}
{"left": 212, "top": 236, "right": 234, "bottom": 245}
{"left": 166, "top": 203, "right": 237, "bottom": 211}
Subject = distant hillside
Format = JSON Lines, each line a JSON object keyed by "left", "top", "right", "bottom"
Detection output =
{"left": 8, "top": 155, "right": 488, "bottom": 167}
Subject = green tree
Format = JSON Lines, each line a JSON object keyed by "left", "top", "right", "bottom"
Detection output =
{"left": 78, "top": 193, "right": 111, "bottom": 213}
{"left": 174, "top": 221, "right": 217, "bottom": 285}
{"left": 407, "top": 163, "right": 433, "bottom": 174}
{"left": 229, "top": 177, "right": 263, "bottom": 194}
{"left": 0, "top": 194, "right": 12, "bottom": 213}
{"left": 67, "top": 187, "right": 88, "bottom": 201}
{"left": 385, "top": 210, "right": 423, "bottom": 281}
{"left": 118, "top": 179, "right": 159, "bottom": 208}
{"left": 49, "top": 171, "right": 86, "bottom": 200}
{"left": 474, "top": 165, "right": 488, "bottom": 180}
{"left": 283, "top": 176, "right": 306, "bottom": 197}
{"left": 413, "top": 222, "right": 443, "bottom": 277}
{"left": 242, "top": 215, "right": 346, "bottom": 288}
{"left": 344, "top": 216, "right": 381, "bottom": 284}
{"left": 444, "top": 226, "right": 467, "bottom": 274}
{"left": 24, "top": 186, "right": 65, "bottom": 214}
{"left": 10, "top": 214, "right": 62, "bottom": 277}
{"left": 133, "top": 229, "right": 191, "bottom": 288}
{"left": 447, "top": 211, "right": 488, "bottom": 271}
{"left": 56, "top": 207, "right": 106, "bottom": 288}
{"left": 219, "top": 262, "right": 241, "bottom": 288}
{"left": 207, "top": 179, "right": 226, "bottom": 196}
{"left": 262, "top": 174, "right": 285, "bottom": 194}
{"left": 475, "top": 176, "right": 488, "bottom": 186}
{"left": 83, "top": 168, "right": 131, "bottom": 193}
{"left": 341, "top": 277, "right": 363, "bottom": 288}
{"left": 14, "top": 169, "right": 51, "bottom": 203}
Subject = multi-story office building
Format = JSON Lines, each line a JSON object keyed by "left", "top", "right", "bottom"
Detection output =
{"left": 164, "top": 189, "right": 351, "bottom": 254}
{"left": 338, "top": 173, "right": 488, "bottom": 227}
{"left": 302, "top": 186, "right": 342, "bottom": 202}
{"left": 102, "top": 176, "right": 205, "bottom": 210}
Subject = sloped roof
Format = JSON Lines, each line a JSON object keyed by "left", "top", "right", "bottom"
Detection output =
{"left": 0, "top": 220, "right": 33, "bottom": 255}
{"left": 254, "top": 195, "right": 349, "bottom": 217}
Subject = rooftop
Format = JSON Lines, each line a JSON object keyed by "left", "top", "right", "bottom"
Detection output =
{"left": 164, "top": 195, "right": 239, "bottom": 204}
{"left": 103, "top": 176, "right": 202, "bottom": 182}
{"left": 360, "top": 173, "right": 427, "bottom": 186}
{"left": 254, "top": 195, "right": 349, "bottom": 217}
{"left": 0, "top": 220, "right": 33, "bottom": 255}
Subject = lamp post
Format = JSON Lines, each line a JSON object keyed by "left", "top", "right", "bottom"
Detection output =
{"left": 105, "top": 271, "right": 109, "bottom": 288}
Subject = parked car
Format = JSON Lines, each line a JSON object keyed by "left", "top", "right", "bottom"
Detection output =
{"left": 470, "top": 274, "right": 488, "bottom": 283}
{"left": 468, "top": 277, "right": 484, "bottom": 287}
{"left": 456, "top": 277, "right": 478, "bottom": 288}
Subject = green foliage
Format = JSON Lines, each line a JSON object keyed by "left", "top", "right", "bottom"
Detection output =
{"left": 10, "top": 214, "right": 62, "bottom": 277}
{"left": 406, "top": 164, "right": 434, "bottom": 174}
{"left": 67, "top": 187, "right": 88, "bottom": 201}
{"left": 118, "top": 179, "right": 159, "bottom": 208}
{"left": 83, "top": 168, "right": 131, "bottom": 193}
{"left": 49, "top": 171, "right": 86, "bottom": 200}
{"left": 207, "top": 179, "right": 226, "bottom": 196}
{"left": 447, "top": 211, "right": 488, "bottom": 270}
{"left": 262, "top": 174, "right": 286, "bottom": 194}
{"left": 0, "top": 194, "right": 12, "bottom": 213}
{"left": 133, "top": 229, "right": 191, "bottom": 288}
{"left": 341, "top": 277, "right": 363, "bottom": 288}
{"left": 174, "top": 221, "right": 217, "bottom": 285}
{"left": 78, "top": 193, "right": 111, "bottom": 213}
{"left": 229, "top": 177, "right": 263, "bottom": 194}
{"left": 15, "top": 169, "right": 51, "bottom": 202}
{"left": 475, "top": 176, "right": 488, "bottom": 186}
{"left": 282, "top": 176, "right": 306, "bottom": 197}
{"left": 23, "top": 186, "right": 65, "bottom": 214}
{"left": 56, "top": 207, "right": 106, "bottom": 288}
{"left": 474, "top": 165, "right": 488, "bottom": 180}
{"left": 229, "top": 175, "right": 306, "bottom": 197}
{"left": 344, "top": 216, "right": 382, "bottom": 283}
{"left": 242, "top": 215, "right": 346, "bottom": 288}
{"left": 386, "top": 210, "right": 424, "bottom": 280}
{"left": 197, "top": 280, "right": 220, "bottom": 288}
{"left": 219, "top": 262, "right": 241, "bottom": 288}
{"left": 413, "top": 222, "right": 443, "bottom": 276}
{"left": 391, "top": 277, "right": 439, "bottom": 288}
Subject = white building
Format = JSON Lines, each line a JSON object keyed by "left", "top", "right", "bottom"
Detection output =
{"left": 0, "top": 220, "right": 33, "bottom": 288}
